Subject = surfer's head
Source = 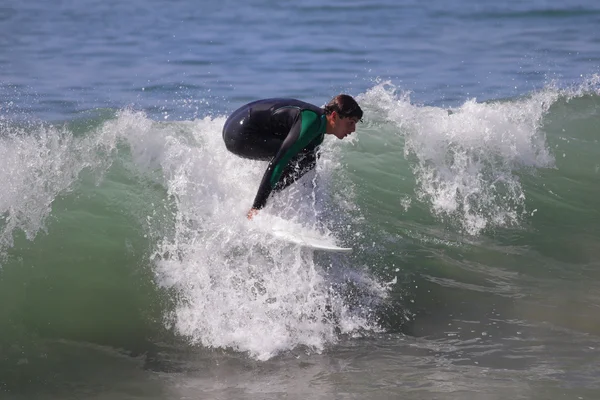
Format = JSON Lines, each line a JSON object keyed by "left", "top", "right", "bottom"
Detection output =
{"left": 324, "top": 94, "right": 363, "bottom": 139}
{"left": 324, "top": 94, "right": 363, "bottom": 121}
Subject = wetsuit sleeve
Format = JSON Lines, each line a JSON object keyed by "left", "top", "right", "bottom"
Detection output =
{"left": 252, "top": 110, "right": 324, "bottom": 209}
{"left": 272, "top": 150, "right": 317, "bottom": 192}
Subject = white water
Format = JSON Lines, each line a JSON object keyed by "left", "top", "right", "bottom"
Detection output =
{"left": 360, "top": 82, "right": 557, "bottom": 235}
{"left": 0, "top": 118, "right": 117, "bottom": 256}
{"left": 0, "top": 104, "right": 392, "bottom": 359}
{"left": 109, "top": 111, "right": 391, "bottom": 360}
{"left": 3, "top": 78, "right": 590, "bottom": 359}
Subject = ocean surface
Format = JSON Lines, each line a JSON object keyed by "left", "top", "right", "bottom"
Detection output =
{"left": 2, "top": 0, "right": 600, "bottom": 398}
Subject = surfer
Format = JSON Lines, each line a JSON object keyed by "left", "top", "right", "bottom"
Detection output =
{"left": 222, "top": 94, "right": 363, "bottom": 219}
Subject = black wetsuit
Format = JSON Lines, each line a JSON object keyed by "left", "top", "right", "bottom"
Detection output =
{"left": 222, "top": 98, "right": 327, "bottom": 210}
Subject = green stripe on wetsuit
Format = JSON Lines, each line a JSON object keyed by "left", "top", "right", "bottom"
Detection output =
{"left": 251, "top": 109, "right": 326, "bottom": 209}
{"left": 269, "top": 110, "right": 325, "bottom": 187}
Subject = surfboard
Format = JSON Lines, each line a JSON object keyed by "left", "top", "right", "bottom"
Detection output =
{"left": 270, "top": 226, "right": 353, "bottom": 253}
{"left": 253, "top": 215, "right": 352, "bottom": 253}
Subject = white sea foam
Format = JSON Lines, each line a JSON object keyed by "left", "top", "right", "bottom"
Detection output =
{"left": 112, "top": 111, "right": 388, "bottom": 360}
{"left": 0, "top": 106, "right": 390, "bottom": 359}
{"left": 0, "top": 119, "right": 117, "bottom": 255}
{"left": 360, "top": 82, "right": 558, "bottom": 235}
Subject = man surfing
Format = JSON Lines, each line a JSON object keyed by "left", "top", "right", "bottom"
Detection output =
{"left": 222, "top": 94, "right": 363, "bottom": 219}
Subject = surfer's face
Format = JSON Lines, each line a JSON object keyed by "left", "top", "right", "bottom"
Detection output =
{"left": 330, "top": 112, "right": 359, "bottom": 139}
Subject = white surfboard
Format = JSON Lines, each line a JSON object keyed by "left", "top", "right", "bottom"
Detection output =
{"left": 270, "top": 227, "right": 353, "bottom": 253}
{"left": 253, "top": 215, "right": 352, "bottom": 253}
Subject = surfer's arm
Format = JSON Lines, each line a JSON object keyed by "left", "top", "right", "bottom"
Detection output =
{"left": 272, "top": 150, "right": 317, "bottom": 191}
{"left": 249, "top": 151, "right": 318, "bottom": 215}
{"left": 251, "top": 110, "right": 323, "bottom": 210}
{"left": 251, "top": 118, "right": 303, "bottom": 210}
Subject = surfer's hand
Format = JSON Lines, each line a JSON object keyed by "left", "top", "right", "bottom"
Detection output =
{"left": 247, "top": 208, "right": 259, "bottom": 220}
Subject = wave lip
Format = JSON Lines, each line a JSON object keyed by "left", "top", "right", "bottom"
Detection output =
{"left": 359, "top": 82, "right": 573, "bottom": 234}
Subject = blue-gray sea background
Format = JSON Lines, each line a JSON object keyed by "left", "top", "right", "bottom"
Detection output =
{"left": 2, "top": 1, "right": 600, "bottom": 398}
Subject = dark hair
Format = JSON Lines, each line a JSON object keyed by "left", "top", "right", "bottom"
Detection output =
{"left": 324, "top": 94, "right": 363, "bottom": 121}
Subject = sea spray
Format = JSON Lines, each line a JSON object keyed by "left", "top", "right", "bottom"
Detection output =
{"left": 360, "top": 82, "right": 556, "bottom": 234}
{"left": 120, "top": 113, "right": 391, "bottom": 359}
{"left": 0, "top": 119, "right": 117, "bottom": 256}
{"left": 0, "top": 105, "right": 392, "bottom": 359}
